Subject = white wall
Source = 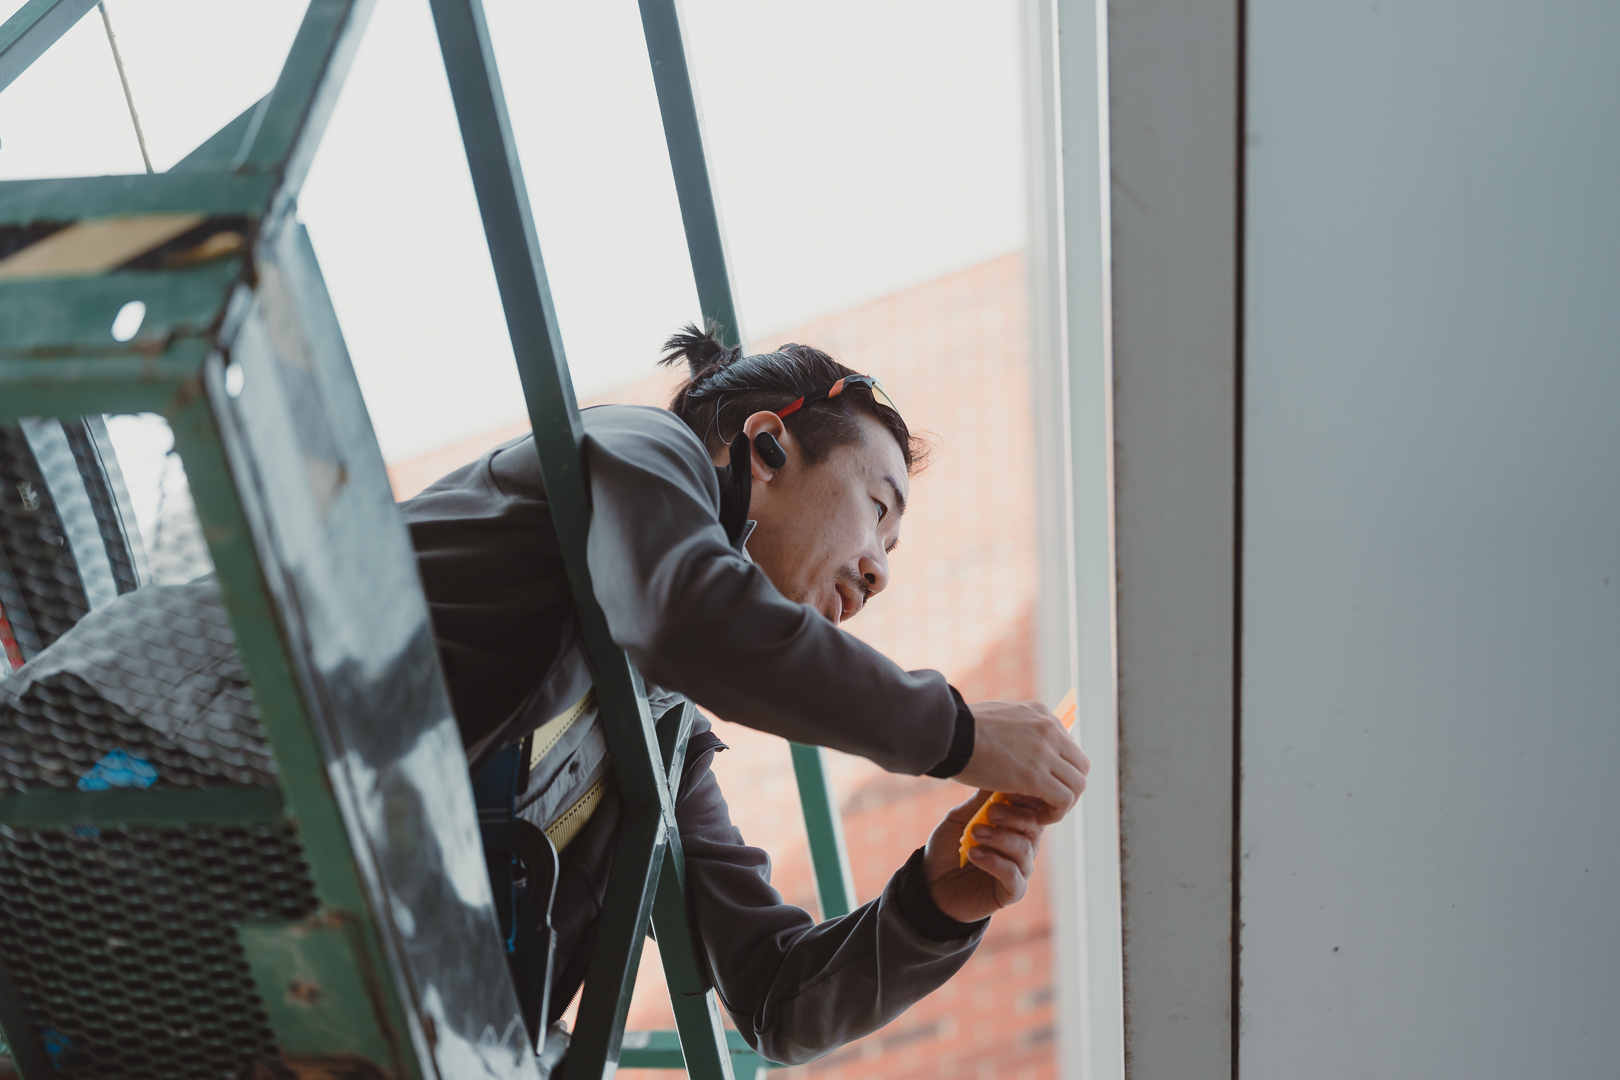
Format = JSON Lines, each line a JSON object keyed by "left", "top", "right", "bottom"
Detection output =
{"left": 1240, "top": 2, "right": 1620, "bottom": 1075}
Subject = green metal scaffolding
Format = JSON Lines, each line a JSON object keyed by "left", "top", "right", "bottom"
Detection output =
{"left": 0, "top": 1, "right": 857, "bottom": 1077}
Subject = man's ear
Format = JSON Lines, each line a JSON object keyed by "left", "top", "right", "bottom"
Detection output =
{"left": 741, "top": 411, "right": 791, "bottom": 481}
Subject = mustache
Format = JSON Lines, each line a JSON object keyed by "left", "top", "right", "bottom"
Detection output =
{"left": 836, "top": 565, "right": 872, "bottom": 609}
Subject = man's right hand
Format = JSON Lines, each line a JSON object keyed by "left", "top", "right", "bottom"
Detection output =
{"left": 953, "top": 700, "right": 1090, "bottom": 823}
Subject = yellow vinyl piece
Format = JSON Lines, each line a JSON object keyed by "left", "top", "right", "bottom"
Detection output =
{"left": 958, "top": 689, "right": 1078, "bottom": 868}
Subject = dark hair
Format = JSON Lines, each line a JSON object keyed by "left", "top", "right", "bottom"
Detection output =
{"left": 658, "top": 322, "right": 927, "bottom": 473}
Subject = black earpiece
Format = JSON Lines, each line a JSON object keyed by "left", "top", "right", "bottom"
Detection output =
{"left": 753, "top": 431, "right": 787, "bottom": 469}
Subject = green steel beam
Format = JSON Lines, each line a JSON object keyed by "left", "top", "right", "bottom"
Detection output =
{"left": 618, "top": 1030, "right": 781, "bottom": 1075}
{"left": 651, "top": 833, "right": 736, "bottom": 1080}
{"left": 0, "top": 173, "right": 274, "bottom": 225}
{"left": 640, "top": 0, "right": 857, "bottom": 927}
{"left": 428, "top": 3, "right": 736, "bottom": 1076}
{"left": 0, "top": 261, "right": 241, "bottom": 355}
{"left": 0, "top": 0, "right": 97, "bottom": 96}
{"left": 0, "top": 349, "right": 205, "bottom": 421}
{"left": 637, "top": 0, "right": 744, "bottom": 348}
{"left": 0, "top": 786, "right": 284, "bottom": 828}
{"left": 238, "top": 0, "right": 374, "bottom": 223}
{"left": 169, "top": 95, "right": 270, "bottom": 174}
{"left": 790, "top": 743, "right": 857, "bottom": 919}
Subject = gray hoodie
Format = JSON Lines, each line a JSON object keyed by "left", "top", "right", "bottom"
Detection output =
{"left": 400, "top": 404, "right": 985, "bottom": 1062}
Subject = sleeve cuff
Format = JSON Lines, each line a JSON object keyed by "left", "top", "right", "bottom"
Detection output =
{"left": 924, "top": 686, "right": 975, "bottom": 779}
{"left": 892, "top": 846, "right": 988, "bottom": 942}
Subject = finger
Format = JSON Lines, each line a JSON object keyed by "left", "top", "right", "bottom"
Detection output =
{"left": 972, "top": 824, "right": 1035, "bottom": 866}
{"left": 1025, "top": 766, "right": 1075, "bottom": 815}
{"left": 986, "top": 802, "right": 1042, "bottom": 839}
{"left": 966, "top": 844, "right": 1027, "bottom": 900}
{"left": 1058, "top": 737, "right": 1090, "bottom": 776}
{"left": 947, "top": 789, "right": 997, "bottom": 825}
{"left": 1054, "top": 758, "right": 1088, "bottom": 801}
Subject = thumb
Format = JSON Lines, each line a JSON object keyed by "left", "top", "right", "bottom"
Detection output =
{"left": 945, "top": 789, "right": 997, "bottom": 828}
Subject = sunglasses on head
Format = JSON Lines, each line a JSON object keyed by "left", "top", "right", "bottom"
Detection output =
{"left": 774, "top": 375, "right": 903, "bottom": 424}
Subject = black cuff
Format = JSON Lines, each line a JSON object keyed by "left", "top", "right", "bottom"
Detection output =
{"left": 893, "top": 846, "right": 988, "bottom": 942}
{"left": 924, "top": 686, "right": 975, "bottom": 779}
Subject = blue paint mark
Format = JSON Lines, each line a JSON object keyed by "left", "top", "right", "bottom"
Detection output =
{"left": 43, "top": 1026, "right": 72, "bottom": 1065}
{"left": 70, "top": 824, "right": 100, "bottom": 838}
{"left": 76, "top": 749, "right": 157, "bottom": 792}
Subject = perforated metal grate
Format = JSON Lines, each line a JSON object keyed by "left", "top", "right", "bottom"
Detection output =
{"left": 0, "top": 822, "right": 319, "bottom": 1079}
{"left": 0, "top": 582, "right": 277, "bottom": 793}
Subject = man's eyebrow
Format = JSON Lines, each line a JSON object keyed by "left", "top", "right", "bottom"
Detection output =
{"left": 883, "top": 475, "right": 908, "bottom": 518}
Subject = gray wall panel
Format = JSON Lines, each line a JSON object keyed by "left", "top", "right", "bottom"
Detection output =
{"left": 1242, "top": 2, "right": 1620, "bottom": 1075}
{"left": 1105, "top": 0, "right": 1240, "bottom": 1074}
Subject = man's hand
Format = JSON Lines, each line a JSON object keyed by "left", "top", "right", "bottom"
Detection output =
{"left": 953, "top": 699, "right": 1090, "bottom": 823}
{"left": 923, "top": 790, "right": 1045, "bottom": 922}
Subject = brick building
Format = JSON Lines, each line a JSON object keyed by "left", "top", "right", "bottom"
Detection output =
{"left": 389, "top": 253, "right": 1052, "bottom": 1080}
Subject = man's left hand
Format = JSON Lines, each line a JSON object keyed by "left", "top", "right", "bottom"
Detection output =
{"left": 921, "top": 789, "right": 1045, "bottom": 923}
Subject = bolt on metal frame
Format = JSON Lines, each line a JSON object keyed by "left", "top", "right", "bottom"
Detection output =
{"left": 0, "top": 1, "right": 857, "bottom": 1078}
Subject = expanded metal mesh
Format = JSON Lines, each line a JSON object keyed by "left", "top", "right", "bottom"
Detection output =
{"left": 0, "top": 822, "right": 319, "bottom": 1080}
{"left": 0, "top": 582, "right": 278, "bottom": 794}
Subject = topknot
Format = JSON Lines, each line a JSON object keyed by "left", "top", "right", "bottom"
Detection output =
{"left": 659, "top": 321, "right": 740, "bottom": 381}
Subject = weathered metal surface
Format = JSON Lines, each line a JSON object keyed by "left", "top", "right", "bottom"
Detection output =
{"left": 0, "top": 0, "right": 98, "bottom": 96}
{"left": 0, "top": 0, "right": 538, "bottom": 1074}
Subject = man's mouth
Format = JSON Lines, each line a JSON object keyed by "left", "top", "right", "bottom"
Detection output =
{"left": 833, "top": 580, "right": 864, "bottom": 623}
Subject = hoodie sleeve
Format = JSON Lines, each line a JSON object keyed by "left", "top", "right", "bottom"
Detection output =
{"left": 582, "top": 405, "right": 966, "bottom": 777}
{"left": 674, "top": 728, "right": 985, "bottom": 1064}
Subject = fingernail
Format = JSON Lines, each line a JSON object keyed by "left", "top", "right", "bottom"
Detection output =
{"left": 968, "top": 847, "right": 985, "bottom": 860}
{"left": 972, "top": 825, "right": 993, "bottom": 841}
{"left": 988, "top": 806, "right": 1008, "bottom": 823}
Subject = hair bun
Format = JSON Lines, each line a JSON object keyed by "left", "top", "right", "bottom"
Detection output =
{"left": 660, "top": 321, "right": 738, "bottom": 379}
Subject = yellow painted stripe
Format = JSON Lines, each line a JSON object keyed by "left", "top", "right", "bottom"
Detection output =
{"left": 545, "top": 779, "right": 606, "bottom": 853}
{"left": 528, "top": 689, "right": 594, "bottom": 771}
{"left": 0, "top": 213, "right": 204, "bottom": 280}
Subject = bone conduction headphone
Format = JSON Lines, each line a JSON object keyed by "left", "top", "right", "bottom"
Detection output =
{"left": 752, "top": 375, "right": 902, "bottom": 469}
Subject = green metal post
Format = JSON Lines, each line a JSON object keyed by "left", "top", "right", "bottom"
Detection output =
{"left": 426, "top": 2, "right": 733, "bottom": 1077}
{"left": 0, "top": 0, "right": 98, "bottom": 94}
{"left": 639, "top": 0, "right": 858, "bottom": 923}
{"left": 637, "top": 0, "right": 745, "bottom": 348}
{"left": 790, "top": 744, "right": 858, "bottom": 919}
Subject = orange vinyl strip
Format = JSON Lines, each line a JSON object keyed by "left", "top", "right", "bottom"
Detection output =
{"left": 958, "top": 689, "right": 1078, "bottom": 868}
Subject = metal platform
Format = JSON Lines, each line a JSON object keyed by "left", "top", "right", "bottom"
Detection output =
{"left": 0, "top": 2, "right": 855, "bottom": 1078}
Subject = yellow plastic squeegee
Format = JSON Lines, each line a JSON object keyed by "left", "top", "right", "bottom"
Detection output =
{"left": 958, "top": 689, "right": 1078, "bottom": 868}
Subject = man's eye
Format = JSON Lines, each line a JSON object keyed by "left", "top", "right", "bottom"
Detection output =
{"left": 873, "top": 498, "right": 887, "bottom": 522}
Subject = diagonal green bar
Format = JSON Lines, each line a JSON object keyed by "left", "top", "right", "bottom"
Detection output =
{"left": 790, "top": 744, "right": 857, "bottom": 919}
{"left": 652, "top": 832, "right": 736, "bottom": 1080}
{"left": 427, "top": 4, "right": 730, "bottom": 1078}
{"left": 169, "top": 95, "right": 269, "bottom": 174}
{"left": 0, "top": 0, "right": 97, "bottom": 95}
{"left": 238, "top": 0, "right": 375, "bottom": 221}
{"left": 637, "top": 0, "right": 744, "bottom": 348}
{"left": 639, "top": 0, "right": 857, "bottom": 927}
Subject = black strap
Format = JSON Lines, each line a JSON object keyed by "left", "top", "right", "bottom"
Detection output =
{"left": 471, "top": 736, "right": 530, "bottom": 952}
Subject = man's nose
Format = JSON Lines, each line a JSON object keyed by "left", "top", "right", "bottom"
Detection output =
{"left": 859, "top": 550, "right": 890, "bottom": 597}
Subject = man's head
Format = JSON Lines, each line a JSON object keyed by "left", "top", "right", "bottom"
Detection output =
{"left": 661, "top": 323, "right": 927, "bottom": 625}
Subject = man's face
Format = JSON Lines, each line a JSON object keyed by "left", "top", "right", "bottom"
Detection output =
{"left": 742, "top": 412, "right": 909, "bottom": 625}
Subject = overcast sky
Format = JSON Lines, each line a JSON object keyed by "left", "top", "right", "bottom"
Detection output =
{"left": 0, "top": 0, "right": 1025, "bottom": 461}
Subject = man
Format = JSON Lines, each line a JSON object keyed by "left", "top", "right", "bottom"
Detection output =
{"left": 401, "top": 325, "right": 1090, "bottom": 1062}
